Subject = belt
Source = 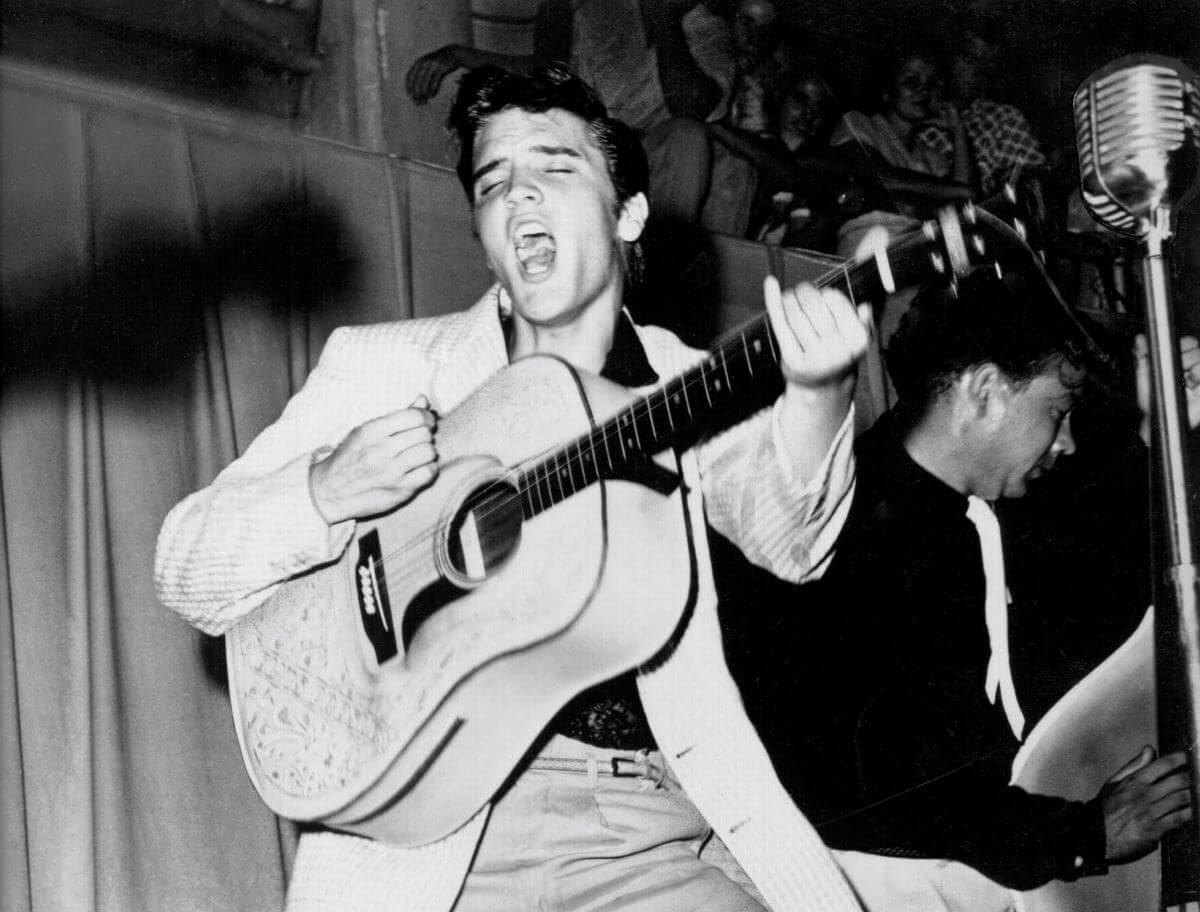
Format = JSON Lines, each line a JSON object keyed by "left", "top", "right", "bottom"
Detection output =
{"left": 527, "top": 749, "right": 669, "bottom": 788}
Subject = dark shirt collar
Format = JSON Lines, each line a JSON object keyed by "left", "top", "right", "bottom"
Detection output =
{"left": 500, "top": 305, "right": 659, "bottom": 390}
{"left": 857, "top": 411, "right": 971, "bottom": 520}
{"left": 600, "top": 309, "right": 659, "bottom": 388}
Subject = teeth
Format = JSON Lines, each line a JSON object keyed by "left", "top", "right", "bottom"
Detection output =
{"left": 515, "top": 227, "right": 555, "bottom": 274}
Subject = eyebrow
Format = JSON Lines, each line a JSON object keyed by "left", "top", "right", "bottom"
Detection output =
{"left": 471, "top": 144, "right": 584, "bottom": 184}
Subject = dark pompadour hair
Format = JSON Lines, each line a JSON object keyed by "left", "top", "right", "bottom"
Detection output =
{"left": 447, "top": 64, "right": 649, "bottom": 210}
{"left": 886, "top": 270, "right": 1087, "bottom": 410}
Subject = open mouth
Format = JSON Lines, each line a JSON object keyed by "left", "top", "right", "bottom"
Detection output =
{"left": 514, "top": 222, "right": 556, "bottom": 276}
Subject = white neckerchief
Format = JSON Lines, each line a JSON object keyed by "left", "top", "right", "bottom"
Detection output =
{"left": 965, "top": 495, "right": 1026, "bottom": 740}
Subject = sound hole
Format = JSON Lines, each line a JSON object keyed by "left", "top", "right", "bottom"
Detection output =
{"left": 447, "top": 480, "right": 523, "bottom": 582}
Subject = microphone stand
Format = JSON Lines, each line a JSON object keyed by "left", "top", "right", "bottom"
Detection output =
{"left": 1140, "top": 203, "right": 1200, "bottom": 900}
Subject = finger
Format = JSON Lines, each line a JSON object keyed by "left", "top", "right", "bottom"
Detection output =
{"left": 362, "top": 406, "right": 436, "bottom": 440}
{"left": 763, "top": 275, "right": 806, "bottom": 363}
{"left": 394, "top": 441, "right": 438, "bottom": 475}
{"left": 1149, "top": 783, "right": 1194, "bottom": 818}
{"left": 415, "top": 63, "right": 438, "bottom": 103}
{"left": 426, "top": 66, "right": 448, "bottom": 100}
{"left": 1145, "top": 769, "right": 1192, "bottom": 801}
{"left": 824, "top": 293, "right": 873, "bottom": 359}
{"left": 402, "top": 462, "right": 439, "bottom": 492}
{"left": 782, "top": 283, "right": 824, "bottom": 353}
{"left": 1142, "top": 751, "right": 1190, "bottom": 780}
{"left": 1155, "top": 805, "right": 1194, "bottom": 834}
{"left": 388, "top": 424, "right": 434, "bottom": 456}
{"left": 806, "top": 287, "right": 843, "bottom": 338}
{"left": 408, "top": 60, "right": 430, "bottom": 100}
{"left": 1112, "top": 745, "right": 1156, "bottom": 782}
{"left": 1134, "top": 334, "right": 1149, "bottom": 360}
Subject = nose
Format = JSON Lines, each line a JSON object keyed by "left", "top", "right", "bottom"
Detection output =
{"left": 1052, "top": 413, "right": 1077, "bottom": 457}
{"left": 504, "top": 168, "right": 542, "bottom": 207}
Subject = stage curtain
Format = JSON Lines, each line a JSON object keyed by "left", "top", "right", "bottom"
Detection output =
{"left": 0, "top": 60, "right": 482, "bottom": 912}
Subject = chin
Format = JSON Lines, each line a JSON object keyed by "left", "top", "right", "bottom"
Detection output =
{"left": 1003, "top": 478, "right": 1032, "bottom": 499}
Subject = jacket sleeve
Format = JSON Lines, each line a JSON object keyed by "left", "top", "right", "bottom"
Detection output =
{"left": 634, "top": 321, "right": 857, "bottom": 585}
{"left": 697, "top": 400, "right": 856, "bottom": 584}
{"left": 828, "top": 761, "right": 1108, "bottom": 891}
{"left": 154, "top": 326, "right": 428, "bottom": 636}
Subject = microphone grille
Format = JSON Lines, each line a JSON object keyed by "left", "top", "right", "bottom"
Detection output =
{"left": 1074, "top": 54, "right": 1200, "bottom": 236}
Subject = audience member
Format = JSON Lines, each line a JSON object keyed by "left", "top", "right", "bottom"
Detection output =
{"left": 830, "top": 47, "right": 972, "bottom": 212}
{"left": 828, "top": 47, "right": 977, "bottom": 430}
{"left": 919, "top": 22, "right": 1047, "bottom": 200}
{"left": 698, "top": 0, "right": 807, "bottom": 236}
{"left": 706, "top": 66, "right": 843, "bottom": 249}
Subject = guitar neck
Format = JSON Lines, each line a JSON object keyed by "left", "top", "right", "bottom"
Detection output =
{"left": 516, "top": 243, "right": 912, "bottom": 519}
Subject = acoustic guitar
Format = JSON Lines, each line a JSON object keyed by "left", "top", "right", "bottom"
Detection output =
{"left": 225, "top": 205, "right": 1001, "bottom": 847}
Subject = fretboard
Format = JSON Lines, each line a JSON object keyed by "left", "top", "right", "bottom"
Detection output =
{"left": 516, "top": 233, "right": 931, "bottom": 520}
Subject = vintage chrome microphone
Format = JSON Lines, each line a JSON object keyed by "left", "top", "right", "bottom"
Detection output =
{"left": 1075, "top": 54, "right": 1200, "bottom": 236}
{"left": 1075, "top": 54, "right": 1200, "bottom": 911}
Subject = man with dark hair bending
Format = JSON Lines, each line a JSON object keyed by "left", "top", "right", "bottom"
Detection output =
{"left": 155, "top": 64, "right": 873, "bottom": 911}
{"left": 763, "top": 271, "right": 1193, "bottom": 909}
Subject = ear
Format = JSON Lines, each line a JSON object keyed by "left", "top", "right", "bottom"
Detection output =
{"left": 617, "top": 192, "right": 649, "bottom": 243}
{"left": 964, "top": 363, "right": 1008, "bottom": 417}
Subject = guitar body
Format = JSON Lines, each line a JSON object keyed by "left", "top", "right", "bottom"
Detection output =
{"left": 226, "top": 356, "right": 695, "bottom": 846}
{"left": 1011, "top": 609, "right": 1162, "bottom": 912}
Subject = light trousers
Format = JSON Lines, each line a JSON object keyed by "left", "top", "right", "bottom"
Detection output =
{"left": 451, "top": 735, "right": 767, "bottom": 912}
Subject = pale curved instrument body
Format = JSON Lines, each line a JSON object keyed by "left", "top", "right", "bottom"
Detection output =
{"left": 226, "top": 356, "right": 695, "bottom": 846}
{"left": 1012, "top": 608, "right": 1162, "bottom": 912}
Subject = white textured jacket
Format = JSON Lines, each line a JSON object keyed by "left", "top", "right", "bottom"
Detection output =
{"left": 155, "top": 288, "right": 861, "bottom": 912}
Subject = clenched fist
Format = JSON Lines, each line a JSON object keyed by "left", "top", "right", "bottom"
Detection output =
{"left": 309, "top": 395, "right": 439, "bottom": 524}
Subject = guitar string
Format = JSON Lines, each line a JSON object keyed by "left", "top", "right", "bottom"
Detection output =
{"left": 368, "top": 233, "right": 941, "bottom": 577}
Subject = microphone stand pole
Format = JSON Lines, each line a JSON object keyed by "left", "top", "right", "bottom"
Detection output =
{"left": 1141, "top": 205, "right": 1200, "bottom": 857}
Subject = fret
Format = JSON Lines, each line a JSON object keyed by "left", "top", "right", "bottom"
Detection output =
{"left": 596, "top": 421, "right": 615, "bottom": 474}
{"left": 611, "top": 416, "right": 627, "bottom": 462}
{"left": 740, "top": 329, "right": 755, "bottom": 378}
{"left": 550, "top": 451, "right": 566, "bottom": 503}
{"left": 698, "top": 360, "right": 714, "bottom": 407}
{"left": 658, "top": 387, "right": 676, "bottom": 433}
{"left": 526, "top": 468, "right": 540, "bottom": 515}
{"left": 719, "top": 345, "right": 733, "bottom": 390}
{"left": 619, "top": 406, "right": 641, "bottom": 453}
{"left": 645, "top": 393, "right": 658, "bottom": 441}
{"left": 557, "top": 446, "right": 577, "bottom": 498}
{"left": 677, "top": 377, "right": 693, "bottom": 420}
{"left": 578, "top": 439, "right": 598, "bottom": 487}
{"left": 538, "top": 463, "right": 555, "bottom": 509}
